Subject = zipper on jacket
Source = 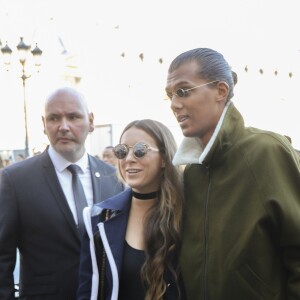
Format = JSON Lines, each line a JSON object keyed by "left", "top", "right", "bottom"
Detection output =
{"left": 203, "top": 166, "right": 211, "bottom": 300}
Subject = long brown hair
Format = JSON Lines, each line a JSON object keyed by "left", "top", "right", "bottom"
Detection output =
{"left": 118, "top": 119, "right": 184, "bottom": 300}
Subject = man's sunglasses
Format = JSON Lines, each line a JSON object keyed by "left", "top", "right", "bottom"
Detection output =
{"left": 113, "top": 142, "right": 159, "bottom": 160}
{"left": 167, "top": 80, "right": 219, "bottom": 100}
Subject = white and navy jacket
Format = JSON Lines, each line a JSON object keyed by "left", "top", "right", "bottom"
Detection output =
{"left": 77, "top": 188, "right": 186, "bottom": 300}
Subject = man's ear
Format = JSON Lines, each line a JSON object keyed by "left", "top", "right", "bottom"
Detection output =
{"left": 89, "top": 112, "right": 95, "bottom": 133}
{"left": 42, "top": 116, "right": 47, "bottom": 135}
{"left": 216, "top": 81, "right": 229, "bottom": 103}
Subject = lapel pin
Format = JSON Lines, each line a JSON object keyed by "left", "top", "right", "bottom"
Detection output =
{"left": 95, "top": 172, "right": 101, "bottom": 178}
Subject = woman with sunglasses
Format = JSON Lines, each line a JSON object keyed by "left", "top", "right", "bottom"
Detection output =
{"left": 77, "top": 119, "right": 186, "bottom": 300}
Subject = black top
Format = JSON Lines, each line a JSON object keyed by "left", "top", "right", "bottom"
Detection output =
{"left": 118, "top": 240, "right": 146, "bottom": 300}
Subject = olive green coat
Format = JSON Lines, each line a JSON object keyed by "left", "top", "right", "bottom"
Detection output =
{"left": 174, "top": 103, "right": 300, "bottom": 300}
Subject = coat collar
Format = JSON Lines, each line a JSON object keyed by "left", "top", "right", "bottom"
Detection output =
{"left": 173, "top": 101, "right": 244, "bottom": 167}
{"left": 91, "top": 188, "right": 132, "bottom": 217}
{"left": 173, "top": 101, "right": 232, "bottom": 165}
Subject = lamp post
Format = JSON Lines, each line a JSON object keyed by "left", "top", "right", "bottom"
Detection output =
{"left": 1, "top": 37, "right": 42, "bottom": 157}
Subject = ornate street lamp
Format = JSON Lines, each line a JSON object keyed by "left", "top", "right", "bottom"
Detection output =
{"left": 1, "top": 41, "right": 13, "bottom": 71}
{"left": 1, "top": 37, "right": 42, "bottom": 157}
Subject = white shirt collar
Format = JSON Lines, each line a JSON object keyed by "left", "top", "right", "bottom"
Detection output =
{"left": 48, "top": 145, "right": 89, "bottom": 173}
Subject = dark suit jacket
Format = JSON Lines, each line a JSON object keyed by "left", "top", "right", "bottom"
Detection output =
{"left": 0, "top": 149, "right": 123, "bottom": 300}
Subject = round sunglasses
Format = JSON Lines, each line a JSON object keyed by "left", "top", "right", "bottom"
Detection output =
{"left": 113, "top": 142, "right": 159, "bottom": 160}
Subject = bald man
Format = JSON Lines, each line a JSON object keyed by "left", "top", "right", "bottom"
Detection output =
{"left": 0, "top": 87, "right": 123, "bottom": 300}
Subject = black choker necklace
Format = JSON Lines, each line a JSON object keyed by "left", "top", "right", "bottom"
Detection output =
{"left": 132, "top": 191, "right": 158, "bottom": 200}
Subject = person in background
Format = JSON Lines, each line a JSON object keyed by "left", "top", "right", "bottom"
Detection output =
{"left": 0, "top": 156, "right": 4, "bottom": 169}
{"left": 15, "top": 154, "right": 25, "bottom": 162}
{"left": 3, "top": 158, "right": 12, "bottom": 167}
{"left": 165, "top": 48, "right": 300, "bottom": 299}
{"left": 102, "top": 145, "right": 118, "bottom": 167}
{"left": 0, "top": 87, "right": 123, "bottom": 300}
{"left": 77, "top": 119, "right": 186, "bottom": 300}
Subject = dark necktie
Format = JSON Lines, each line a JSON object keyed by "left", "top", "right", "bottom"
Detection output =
{"left": 67, "top": 164, "right": 88, "bottom": 238}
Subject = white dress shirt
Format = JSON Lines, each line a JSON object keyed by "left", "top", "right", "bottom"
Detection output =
{"left": 48, "top": 146, "right": 93, "bottom": 225}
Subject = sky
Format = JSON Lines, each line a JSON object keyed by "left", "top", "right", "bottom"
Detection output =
{"left": 0, "top": 0, "right": 299, "bottom": 156}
